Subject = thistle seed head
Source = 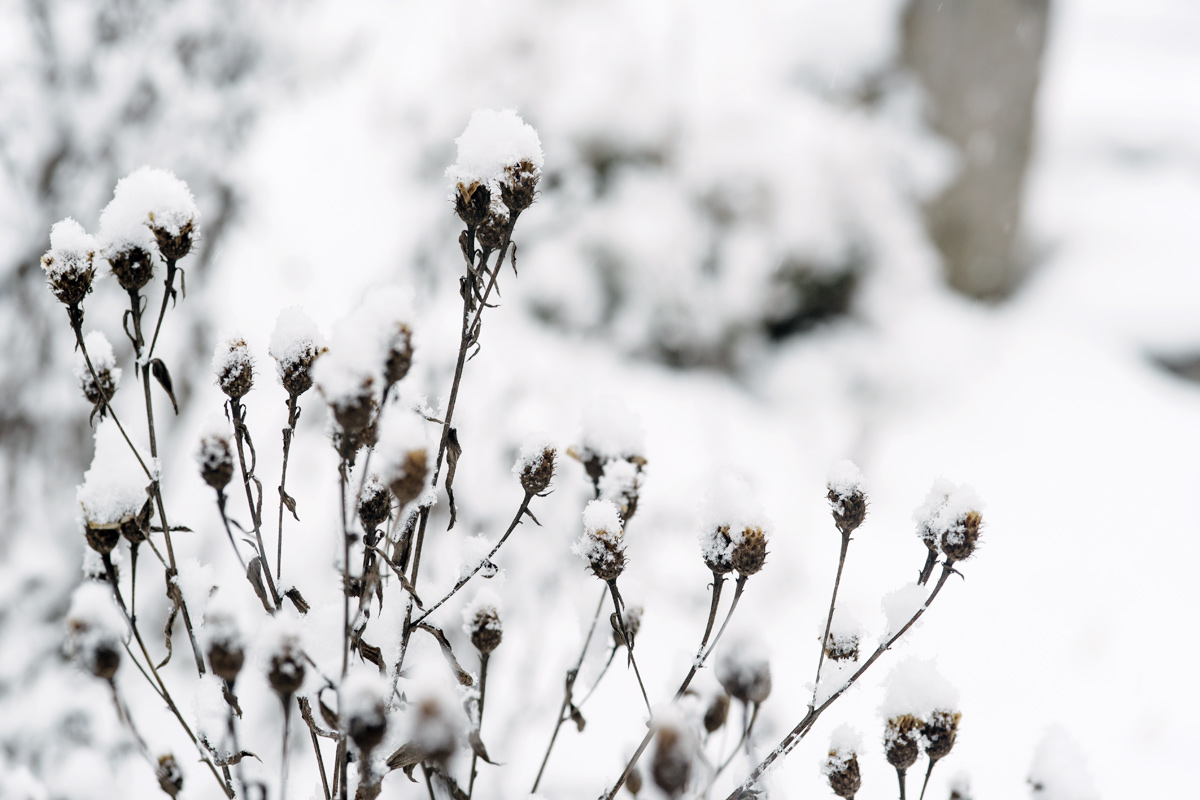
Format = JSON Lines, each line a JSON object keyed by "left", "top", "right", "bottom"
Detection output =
{"left": 156, "top": 754, "right": 184, "bottom": 798}
{"left": 626, "top": 764, "right": 643, "bottom": 796}
{"left": 941, "top": 511, "right": 982, "bottom": 563}
{"left": 383, "top": 323, "right": 414, "bottom": 387}
{"left": 153, "top": 217, "right": 197, "bottom": 261}
{"left": 825, "top": 630, "right": 860, "bottom": 663}
{"left": 651, "top": 720, "right": 695, "bottom": 797}
{"left": 358, "top": 476, "right": 392, "bottom": 532}
{"left": 267, "top": 634, "right": 306, "bottom": 698}
{"left": 731, "top": 526, "right": 768, "bottom": 576}
{"left": 107, "top": 246, "right": 155, "bottom": 293}
{"left": 454, "top": 181, "right": 491, "bottom": 229}
{"left": 518, "top": 445, "right": 557, "bottom": 495}
{"left": 922, "top": 709, "right": 962, "bottom": 761}
{"left": 500, "top": 159, "right": 540, "bottom": 215}
{"left": 884, "top": 715, "right": 922, "bottom": 771}
{"left": 196, "top": 428, "right": 235, "bottom": 493}
{"left": 42, "top": 218, "right": 97, "bottom": 308}
{"left": 212, "top": 337, "right": 254, "bottom": 400}
{"left": 703, "top": 526, "right": 735, "bottom": 575}
{"left": 467, "top": 604, "right": 503, "bottom": 655}
{"left": 825, "top": 751, "right": 862, "bottom": 799}
{"left": 388, "top": 448, "right": 428, "bottom": 509}
{"left": 827, "top": 460, "right": 868, "bottom": 535}
{"left": 704, "top": 693, "right": 730, "bottom": 733}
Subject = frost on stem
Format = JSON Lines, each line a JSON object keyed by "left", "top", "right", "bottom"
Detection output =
{"left": 341, "top": 670, "right": 390, "bottom": 755}
{"left": 375, "top": 407, "right": 431, "bottom": 510}
{"left": 573, "top": 499, "right": 625, "bottom": 581}
{"left": 463, "top": 587, "right": 503, "bottom": 655}
{"left": 512, "top": 433, "right": 557, "bottom": 495}
{"left": 269, "top": 306, "right": 326, "bottom": 398}
{"left": 698, "top": 473, "right": 771, "bottom": 577}
{"left": 74, "top": 331, "right": 121, "bottom": 419}
{"left": 41, "top": 218, "right": 97, "bottom": 308}
{"left": 1028, "top": 727, "right": 1098, "bottom": 800}
{"left": 66, "top": 582, "right": 127, "bottom": 681}
{"left": 822, "top": 724, "right": 864, "bottom": 799}
{"left": 102, "top": 166, "right": 200, "bottom": 261}
{"left": 715, "top": 632, "right": 772, "bottom": 706}
{"left": 880, "top": 658, "right": 961, "bottom": 772}
{"left": 827, "top": 459, "right": 867, "bottom": 534}
{"left": 196, "top": 416, "right": 235, "bottom": 493}
{"left": 914, "top": 479, "right": 984, "bottom": 563}
{"left": 211, "top": 335, "right": 254, "bottom": 400}
{"left": 447, "top": 108, "right": 543, "bottom": 244}
{"left": 77, "top": 420, "right": 149, "bottom": 554}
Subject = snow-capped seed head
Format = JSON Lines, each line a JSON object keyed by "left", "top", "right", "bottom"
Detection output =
{"left": 156, "top": 755, "right": 184, "bottom": 798}
{"left": 342, "top": 671, "right": 390, "bottom": 755}
{"left": 212, "top": 336, "right": 253, "bottom": 400}
{"left": 883, "top": 715, "right": 922, "bottom": 770}
{"left": 914, "top": 480, "right": 984, "bottom": 562}
{"left": 269, "top": 307, "right": 326, "bottom": 398}
{"left": 922, "top": 709, "right": 962, "bottom": 762}
{"left": 358, "top": 475, "right": 392, "bottom": 532}
{"left": 702, "top": 526, "right": 735, "bottom": 575}
{"left": 700, "top": 474, "right": 770, "bottom": 577}
{"left": 715, "top": 639, "right": 772, "bottom": 706}
{"left": 599, "top": 458, "right": 644, "bottom": 523}
{"left": 614, "top": 605, "right": 643, "bottom": 649}
{"left": 376, "top": 409, "right": 430, "bottom": 509}
{"left": 77, "top": 471, "right": 147, "bottom": 555}
{"left": 650, "top": 706, "right": 698, "bottom": 797}
{"left": 41, "top": 218, "right": 97, "bottom": 308}
{"left": 704, "top": 693, "right": 730, "bottom": 734}
{"left": 265, "top": 623, "right": 306, "bottom": 698}
{"left": 447, "top": 109, "right": 543, "bottom": 228}
{"left": 463, "top": 591, "right": 503, "bottom": 655}
{"left": 196, "top": 419, "right": 235, "bottom": 492}
{"left": 825, "top": 629, "right": 860, "bottom": 663}
{"left": 204, "top": 605, "right": 245, "bottom": 683}
{"left": 105, "top": 167, "right": 200, "bottom": 261}
{"left": 514, "top": 435, "right": 557, "bottom": 495}
{"left": 823, "top": 725, "right": 863, "bottom": 799}
{"left": 573, "top": 499, "right": 625, "bottom": 581}
{"left": 827, "top": 459, "right": 868, "bottom": 535}
{"left": 383, "top": 323, "right": 414, "bottom": 387}
{"left": 942, "top": 509, "right": 982, "bottom": 563}
{"left": 74, "top": 331, "right": 121, "bottom": 418}
{"left": 66, "top": 582, "right": 127, "bottom": 681}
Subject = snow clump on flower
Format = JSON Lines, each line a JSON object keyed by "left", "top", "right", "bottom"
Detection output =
{"left": 269, "top": 306, "right": 326, "bottom": 397}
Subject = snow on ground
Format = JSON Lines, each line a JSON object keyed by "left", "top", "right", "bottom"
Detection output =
{"left": 3, "top": 0, "right": 1200, "bottom": 798}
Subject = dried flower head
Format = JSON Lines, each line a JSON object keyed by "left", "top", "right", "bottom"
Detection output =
{"left": 626, "top": 764, "right": 644, "bottom": 796}
{"left": 822, "top": 725, "right": 863, "bottom": 799}
{"left": 599, "top": 457, "right": 645, "bottom": 523}
{"left": 203, "top": 602, "right": 245, "bottom": 683}
{"left": 266, "top": 623, "right": 306, "bottom": 698}
{"left": 700, "top": 474, "right": 771, "bottom": 578}
{"left": 358, "top": 475, "right": 392, "bottom": 532}
{"left": 883, "top": 715, "right": 922, "bottom": 770}
{"left": 342, "top": 671, "right": 390, "bottom": 755}
{"left": 827, "top": 459, "right": 868, "bottom": 535}
{"left": 41, "top": 218, "right": 97, "bottom": 308}
{"left": 74, "top": 331, "right": 122, "bottom": 420}
{"left": 212, "top": 336, "right": 254, "bottom": 400}
{"left": 102, "top": 167, "right": 200, "bottom": 261}
{"left": 922, "top": 709, "right": 962, "bottom": 761}
{"left": 196, "top": 420, "right": 235, "bottom": 492}
{"left": 914, "top": 479, "right": 984, "bottom": 562}
{"left": 156, "top": 754, "right": 184, "bottom": 798}
{"left": 77, "top": 459, "right": 147, "bottom": 555}
{"left": 650, "top": 707, "right": 698, "bottom": 797}
{"left": 715, "top": 636, "right": 772, "bottom": 706}
{"left": 513, "top": 435, "right": 557, "bottom": 495}
{"left": 731, "top": 526, "right": 768, "bottom": 576}
{"left": 269, "top": 306, "right": 326, "bottom": 397}
{"left": 66, "top": 582, "right": 126, "bottom": 681}
{"left": 447, "top": 108, "right": 544, "bottom": 231}
{"left": 825, "top": 629, "right": 860, "bottom": 663}
{"left": 464, "top": 591, "right": 503, "bottom": 655}
{"left": 573, "top": 500, "right": 626, "bottom": 582}
{"left": 704, "top": 693, "right": 730, "bottom": 733}
{"left": 377, "top": 409, "right": 430, "bottom": 509}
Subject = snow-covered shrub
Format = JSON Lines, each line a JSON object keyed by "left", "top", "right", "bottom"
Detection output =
{"left": 36, "top": 111, "right": 987, "bottom": 800}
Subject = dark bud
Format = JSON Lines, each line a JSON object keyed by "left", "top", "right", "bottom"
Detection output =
{"left": 85, "top": 525, "right": 121, "bottom": 556}
{"left": 704, "top": 694, "right": 730, "bottom": 733}
{"left": 922, "top": 710, "right": 961, "bottom": 762}
{"left": 454, "top": 182, "right": 490, "bottom": 229}
{"left": 884, "top": 715, "right": 922, "bottom": 771}
{"left": 119, "top": 500, "right": 150, "bottom": 546}
{"left": 941, "top": 511, "right": 982, "bottom": 563}
{"left": 828, "top": 487, "right": 867, "bottom": 535}
{"left": 383, "top": 324, "right": 414, "bottom": 387}
{"left": 824, "top": 631, "right": 860, "bottom": 663}
{"left": 651, "top": 725, "right": 693, "bottom": 797}
{"left": 358, "top": 478, "right": 392, "bottom": 532}
{"left": 214, "top": 338, "right": 253, "bottom": 400}
{"left": 197, "top": 432, "right": 235, "bottom": 492}
{"left": 330, "top": 377, "right": 376, "bottom": 435}
{"left": 388, "top": 448, "right": 428, "bottom": 509}
{"left": 704, "top": 527, "right": 735, "bottom": 575}
{"left": 588, "top": 537, "right": 625, "bottom": 582}
{"left": 41, "top": 256, "right": 95, "bottom": 308}
{"left": 731, "top": 526, "right": 768, "bottom": 576}
{"left": 268, "top": 639, "right": 306, "bottom": 698}
{"left": 80, "top": 364, "right": 118, "bottom": 412}
{"left": 519, "top": 447, "right": 557, "bottom": 495}
{"left": 156, "top": 755, "right": 184, "bottom": 798}
{"left": 90, "top": 640, "right": 122, "bottom": 681}
{"left": 208, "top": 639, "right": 244, "bottom": 684}
{"left": 108, "top": 246, "right": 155, "bottom": 293}
{"left": 468, "top": 604, "right": 503, "bottom": 655}
{"left": 500, "top": 160, "right": 540, "bottom": 215}
{"left": 348, "top": 699, "right": 388, "bottom": 756}
{"left": 153, "top": 218, "right": 196, "bottom": 261}
{"left": 626, "top": 764, "right": 643, "bottom": 796}
{"left": 280, "top": 343, "right": 325, "bottom": 398}
{"left": 718, "top": 657, "right": 771, "bottom": 706}
{"left": 826, "top": 751, "right": 862, "bottom": 799}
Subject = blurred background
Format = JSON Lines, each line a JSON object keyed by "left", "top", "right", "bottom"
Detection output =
{"left": 2, "top": 0, "right": 1199, "bottom": 798}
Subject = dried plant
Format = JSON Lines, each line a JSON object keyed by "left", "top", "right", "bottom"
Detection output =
{"left": 46, "top": 108, "right": 985, "bottom": 800}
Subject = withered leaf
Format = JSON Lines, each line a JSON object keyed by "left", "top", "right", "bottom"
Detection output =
{"left": 445, "top": 428, "right": 462, "bottom": 531}
{"left": 386, "top": 741, "right": 426, "bottom": 774}
{"left": 246, "top": 556, "right": 272, "bottom": 613}
{"left": 569, "top": 704, "right": 586, "bottom": 732}
{"left": 213, "top": 750, "right": 259, "bottom": 767}
{"left": 284, "top": 587, "right": 310, "bottom": 614}
{"left": 468, "top": 729, "right": 499, "bottom": 765}
{"left": 150, "top": 358, "right": 178, "bottom": 415}
{"left": 157, "top": 580, "right": 183, "bottom": 669}
{"left": 415, "top": 623, "right": 474, "bottom": 687}
{"left": 279, "top": 486, "right": 299, "bottom": 521}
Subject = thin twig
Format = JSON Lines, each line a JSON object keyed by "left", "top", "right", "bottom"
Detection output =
{"left": 918, "top": 756, "right": 939, "bottom": 800}
{"left": 532, "top": 586, "right": 608, "bottom": 792}
{"left": 276, "top": 393, "right": 300, "bottom": 580}
{"left": 811, "top": 532, "right": 852, "bottom": 704}
{"left": 229, "top": 397, "right": 281, "bottom": 609}
{"left": 467, "top": 652, "right": 490, "bottom": 799}
{"left": 607, "top": 580, "right": 651, "bottom": 714}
